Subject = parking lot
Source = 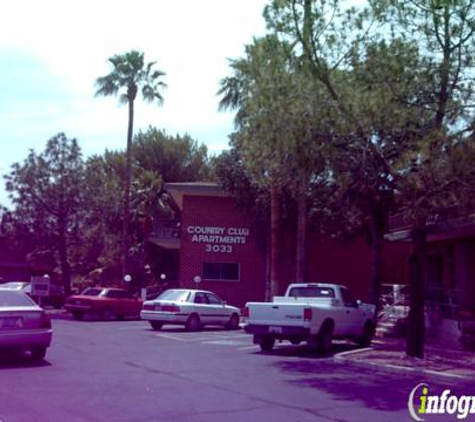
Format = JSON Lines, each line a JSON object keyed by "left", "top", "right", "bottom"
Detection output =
{"left": 0, "top": 318, "right": 471, "bottom": 422}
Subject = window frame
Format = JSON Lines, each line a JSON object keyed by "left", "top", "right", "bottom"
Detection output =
{"left": 202, "top": 262, "right": 240, "bottom": 282}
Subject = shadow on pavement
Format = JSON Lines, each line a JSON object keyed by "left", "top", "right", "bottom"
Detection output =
{"left": 0, "top": 352, "right": 51, "bottom": 370}
{"left": 272, "top": 353, "right": 413, "bottom": 412}
{"left": 145, "top": 326, "right": 241, "bottom": 333}
{"left": 253, "top": 341, "right": 358, "bottom": 359}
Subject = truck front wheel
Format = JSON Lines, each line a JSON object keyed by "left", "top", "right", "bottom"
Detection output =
{"left": 259, "top": 336, "right": 275, "bottom": 351}
{"left": 358, "top": 321, "right": 375, "bottom": 348}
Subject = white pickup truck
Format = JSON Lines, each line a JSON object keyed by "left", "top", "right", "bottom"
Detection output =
{"left": 243, "top": 283, "right": 375, "bottom": 352}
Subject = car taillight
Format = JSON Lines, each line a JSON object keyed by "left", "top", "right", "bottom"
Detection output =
{"left": 241, "top": 306, "right": 249, "bottom": 318}
{"left": 162, "top": 305, "right": 180, "bottom": 313}
{"left": 142, "top": 303, "right": 154, "bottom": 311}
{"left": 303, "top": 308, "right": 312, "bottom": 321}
{"left": 40, "top": 313, "right": 52, "bottom": 329}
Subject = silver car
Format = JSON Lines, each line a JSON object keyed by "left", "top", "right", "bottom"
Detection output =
{"left": 141, "top": 289, "right": 240, "bottom": 331}
{"left": 0, "top": 281, "right": 30, "bottom": 292}
{"left": 0, "top": 289, "right": 53, "bottom": 360}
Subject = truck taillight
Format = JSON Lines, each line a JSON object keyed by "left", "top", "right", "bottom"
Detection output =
{"left": 40, "top": 313, "right": 51, "bottom": 329}
{"left": 303, "top": 308, "right": 312, "bottom": 321}
{"left": 241, "top": 306, "right": 249, "bottom": 318}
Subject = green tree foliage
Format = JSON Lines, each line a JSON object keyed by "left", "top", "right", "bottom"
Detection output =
{"left": 95, "top": 50, "right": 167, "bottom": 278}
{"left": 134, "top": 127, "right": 212, "bottom": 183}
{"left": 76, "top": 129, "right": 212, "bottom": 286}
{"left": 213, "top": 147, "right": 270, "bottom": 249}
{"left": 4, "top": 133, "right": 85, "bottom": 294}
{"left": 218, "top": 34, "right": 332, "bottom": 292}
{"left": 265, "top": 0, "right": 475, "bottom": 358}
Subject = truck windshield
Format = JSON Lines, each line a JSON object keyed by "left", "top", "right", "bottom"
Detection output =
{"left": 288, "top": 287, "right": 335, "bottom": 298}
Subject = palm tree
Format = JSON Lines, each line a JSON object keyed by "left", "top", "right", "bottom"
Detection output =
{"left": 95, "top": 50, "right": 166, "bottom": 279}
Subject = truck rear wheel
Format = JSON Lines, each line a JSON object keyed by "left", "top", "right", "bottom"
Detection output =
{"left": 259, "top": 336, "right": 275, "bottom": 351}
{"left": 316, "top": 321, "right": 334, "bottom": 353}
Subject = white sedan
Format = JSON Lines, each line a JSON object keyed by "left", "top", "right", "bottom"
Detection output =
{"left": 0, "top": 289, "right": 52, "bottom": 360}
{"left": 141, "top": 289, "right": 240, "bottom": 331}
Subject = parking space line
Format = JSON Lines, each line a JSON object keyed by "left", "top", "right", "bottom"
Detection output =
{"left": 154, "top": 333, "right": 198, "bottom": 342}
{"left": 237, "top": 345, "right": 258, "bottom": 351}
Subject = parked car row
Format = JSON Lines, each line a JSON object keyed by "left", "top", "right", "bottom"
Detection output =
{"left": 1, "top": 283, "right": 375, "bottom": 362}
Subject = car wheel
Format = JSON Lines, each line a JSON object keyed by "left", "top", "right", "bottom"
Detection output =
{"left": 100, "top": 307, "right": 114, "bottom": 321}
{"left": 150, "top": 321, "right": 163, "bottom": 331}
{"left": 316, "top": 321, "right": 334, "bottom": 353}
{"left": 185, "top": 314, "right": 200, "bottom": 332}
{"left": 259, "top": 336, "right": 275, "bottom": 351}
{"left": 72, "top": 311, "right": 84, "bottom": 320}
{"left": 31, "top": 347, "right": 47, "bottom": 361}
{"left": 358, "top": 321, "right": 375, "bottom": 348}
{"left": 226, "top": 313, "right": 240, "bottom": 330}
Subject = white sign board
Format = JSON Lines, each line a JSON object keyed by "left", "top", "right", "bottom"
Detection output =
{"left": 31, "top": 276, "right": 51, "bottom": 297}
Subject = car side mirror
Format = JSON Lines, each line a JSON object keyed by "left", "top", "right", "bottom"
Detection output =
{"left": 223, "top": 301, "right": 226, "bottom": 307}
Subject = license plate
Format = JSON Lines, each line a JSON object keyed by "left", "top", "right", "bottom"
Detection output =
{"left": 0, "top": 317, "right": 23, "bottom": 329}
{"left": 269, "top": 326, "right": 282, "bottom": 334}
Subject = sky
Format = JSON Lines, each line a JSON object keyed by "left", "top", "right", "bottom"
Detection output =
{"left": 0, "top": 0, "right": 269, "bottom": 206}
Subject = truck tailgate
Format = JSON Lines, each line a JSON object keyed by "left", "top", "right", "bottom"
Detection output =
{"left": 246, "top": 302, "right": 311, "bottom": 326}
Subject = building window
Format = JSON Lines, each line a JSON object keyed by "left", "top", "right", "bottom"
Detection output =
{"left": 202, "top": 262, "right": 240, "bottom": 281}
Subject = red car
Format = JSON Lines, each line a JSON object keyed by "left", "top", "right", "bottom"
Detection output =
{"left": 65, "top": 287, "right": 142, "bottom": 320}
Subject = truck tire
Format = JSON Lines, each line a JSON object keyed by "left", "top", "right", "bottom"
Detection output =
{"left": 358, "top": 321, "right": 375, "bottom": 348}
{"left": 259, "top": 336, "right": 275, "bottom": 351}
{"left": 316, "top": 320, "right": 334, "bottom": 353}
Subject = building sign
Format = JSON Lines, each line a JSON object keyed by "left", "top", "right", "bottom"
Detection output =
{"left": 187, "top": 226, "right": 250, "bottom": 253}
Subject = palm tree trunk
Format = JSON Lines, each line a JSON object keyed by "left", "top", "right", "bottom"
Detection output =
{"left": 122, "top": 99, "right": 134, "bottom": 281}
{"left": 295, "top": 185, "right": 307, "bottom": 283}
{"left": 269, "top": 181, "right": 281, "bottom": 299}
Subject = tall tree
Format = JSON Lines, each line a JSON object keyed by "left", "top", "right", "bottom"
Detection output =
{"left": 266, "top": 0, "right": 475, "bottom": 358}
{"left": 373, "top": 0, "right": 475, "bottom": 358}
{"left": 265, "top": 0, "right": 408, "bottom": 308}
{"left": 219, "top": 35, "right": 329, "bottom": 294}
{"left": 95, "top": 50, "right": 166, "bottom": 279}
{"left": 4, "top": 133, "right": 85, "bottom": 295}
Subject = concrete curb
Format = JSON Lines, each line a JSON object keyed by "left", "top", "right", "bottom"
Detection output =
{"left": 333, "top": 347, "right": 474, "bottom": 381}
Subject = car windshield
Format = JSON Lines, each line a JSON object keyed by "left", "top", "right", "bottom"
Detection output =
{"left": 0, "top": 290, "right": 36, "bottom": 307}
{"left": 81, "top": 288, "right": 105, "bottom": 297}
{"left": 156, "top": 290, "right": 190, "bottom": 302}
{"left": 288, "top": 286, "right": 336, "bottom": 298}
